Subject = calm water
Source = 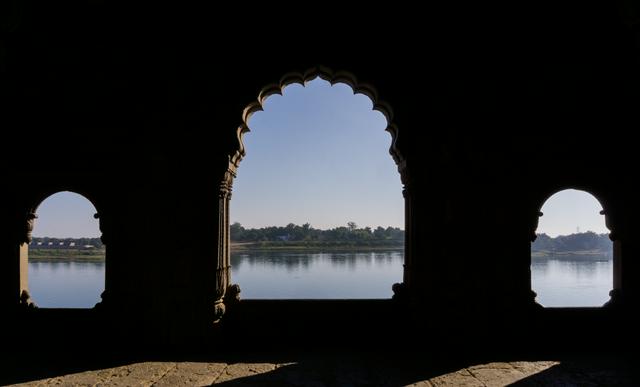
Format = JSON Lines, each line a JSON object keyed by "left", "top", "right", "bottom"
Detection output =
{"left": 28, "top": 261, "right": 105, "bottom": 308}
{"left": 28, "top": 252, "right": 614, "bottom": 306}
{"left": 531, "top": 255, "right": 613, "bottom": 307}
{"left": 231, "top": 250, "right": 404, "bottom": 298}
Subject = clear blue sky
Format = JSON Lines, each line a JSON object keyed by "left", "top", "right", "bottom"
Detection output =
{"left": 31, "top": 84, "right": 609, "bottom": 237}
{"left": 33, "top": 191, "right": 101, "bottom": 238}
{"left": 537, "top": 189, "right": 609, "bottom": 237}
{"left": 231, "top": 78, "right": 404, "bottom": 230}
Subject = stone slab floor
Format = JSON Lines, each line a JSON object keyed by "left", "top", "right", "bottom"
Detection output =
{"left": 2, "top": 352, "right": 636, "bottom": 386}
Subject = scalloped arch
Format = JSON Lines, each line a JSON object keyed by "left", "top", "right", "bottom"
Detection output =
{"left": 230, "top": 66, "right": 405, "bottom": 173}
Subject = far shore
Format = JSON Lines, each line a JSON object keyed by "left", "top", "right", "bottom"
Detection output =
{"left": 531, "top": 250, "right": 611, "bottom": 259}
{"left": 28, "top": 248, "right": 106, "bottom": 262}
{"left": 231, "top": 241, "right": 404, "bottom": 252}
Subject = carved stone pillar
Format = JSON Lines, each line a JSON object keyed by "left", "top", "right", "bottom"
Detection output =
{"left": 603, "top": 208, "right": 625, "bottom": 308}
{"left": 214, "top": 168, "right": 241, "bottom": 322}
{"left": 393, "top": 164, "right": 411, "bottom": 302}
{"left": 18, "top": 212, "right": 37, "bottom": 308}
{"left": 93, "top": 212, "right": 109, "bottom": 309}
{"left": 526, "top": 210, "right": 544, "bottom": 308}
{"left": 604, "top": 239, "right": 624, "bottom": 308}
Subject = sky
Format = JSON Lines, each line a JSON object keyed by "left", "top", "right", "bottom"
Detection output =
{"left": 231, "top": 78, "right": 404, "bottom": 230}
{"left": 33, "top": 191, "right": 101, "bottom": 238}
{"left": 31, "top": 83, "right": 609, "bottom": 237}
{"left": 537, "top": 189, "right": 609, "bottom": 237}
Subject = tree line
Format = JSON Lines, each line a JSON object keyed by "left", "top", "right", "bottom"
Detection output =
{"left": 231, "top": 222, "right": 404, "bottom": 244}
{"left": 30, "top": 237, "right": 103, "bottom": 249}
{"left": 532, "top": 231, "right": 611, "bottom": 252}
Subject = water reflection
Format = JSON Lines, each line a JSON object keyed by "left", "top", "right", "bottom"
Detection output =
{"left": 28, "top": 251, "right": 612, "bottom": 306}
{"left": 28, "top": 261, "right": 105, "bottom": 308}
{"left": 231, "top": 250, "right": 404, "bottom": 299}
{"left": 531, "top": 254, "right": 612, "bottom": 307}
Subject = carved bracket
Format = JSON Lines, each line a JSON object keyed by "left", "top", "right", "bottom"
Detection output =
{"left": 94, "top": 212, "right": 109, "bottom": 245}
{"left": 224, "top": 283, "right": 241, "bottom": 305}
{"left": 213, "top": 299, "right": 226, "bottom": 323}
{"left": 19, "top": 289, "right": 36, "bottom": 309}
{"left": 392, "top": 282, "right": 407, "bottom": 302}
{"left": 22, "top": 212, "right": 37, "bottom": 245}
{"left": 529, "top": 211, "right": 543, "bottom": 242}
{"left": 600, "top": 208, "right": 622, "bottom": 242}
{"left": 220, "top": 169, "right": 236, "bottom": 199}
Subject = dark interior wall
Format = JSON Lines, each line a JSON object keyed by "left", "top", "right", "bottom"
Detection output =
{"left": 1, "top": 1, "right": 639, "bottom": 350}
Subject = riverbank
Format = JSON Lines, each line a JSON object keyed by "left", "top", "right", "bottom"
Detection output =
{"left": 531, "top": 250, "right": 611, "bottom": 259}
{"left": 231, "top": 241, "right": 404, "bottom": 251}
{"left": 28, "top": 248, "right": 105, "bottom": 262}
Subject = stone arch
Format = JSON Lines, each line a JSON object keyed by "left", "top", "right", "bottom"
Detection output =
{"left": 213, "top": 66, "right": 409, "bottom": 322}
{"left": 20, "top": 189, "right": 106, "bottom": 308}
{"left": 233, "top": 66, "right": 405, "bottom": 173}
{"left": 28, "top": 188, "right": 108, "bottom": 246}
{"left": 530, "top": 186, "right": 617, "bottom": 307}
{"left": 532, "top": 186, "right": 615, "bottom": 244}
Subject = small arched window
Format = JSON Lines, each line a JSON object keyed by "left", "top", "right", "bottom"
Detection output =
{"left": 26, "top": 191, "right": 105, "bottom": 308}
{"left": 531, "top": 189, "right": 613, "bottom": 307}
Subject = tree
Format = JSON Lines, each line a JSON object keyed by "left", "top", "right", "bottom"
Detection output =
{"left": 225, "top": 222, "right": 404, "bottom": 245}
{"left": 532, "top": 231, "right": 612, "bottom": 253}
{"left": 230, "top": 222, "right": 245, "bottom": 241}
{"left": 374, "top": 226, "right": 386, "bottom": 240}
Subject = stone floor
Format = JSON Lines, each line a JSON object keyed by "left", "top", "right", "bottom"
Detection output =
{"left": 4, "top": 353, "right": 636, "bottom": 386}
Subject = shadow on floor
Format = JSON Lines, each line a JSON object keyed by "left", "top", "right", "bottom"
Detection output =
{"left": 1, "top": 349, "right": 637, "bottom": 386}
{"left": 208, "top": 353, "right": 636, "bottom": 387}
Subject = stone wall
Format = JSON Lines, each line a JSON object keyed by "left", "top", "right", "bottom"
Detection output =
{"left": 1, "top": 2, "right": 639, "bottom": 352}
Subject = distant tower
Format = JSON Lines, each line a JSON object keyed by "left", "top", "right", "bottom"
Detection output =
{"left": 577, "top": 226, "right": 580, "bottom": 233}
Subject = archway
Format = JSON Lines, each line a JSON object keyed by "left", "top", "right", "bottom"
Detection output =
{"left": 214, "top": 67, "right": 409, "bottom": 317}
{"left": 26, "top": 191, "right": 105, "bottom": 308}
{"left": 531, "top": 189, "right": 613, "bottom": 307}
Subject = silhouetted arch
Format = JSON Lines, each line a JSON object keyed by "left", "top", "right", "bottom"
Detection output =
{"left": 213, "top": 66, "right": 410, "bottom": 321}
{"left": 233, "top": 66, "right": 405, "bottom": 173}
{"left": 531, "top": 188, "right": 616, "bottom": 307}
{"left": 21, "top": 190, "right": 106, "bottom": 308}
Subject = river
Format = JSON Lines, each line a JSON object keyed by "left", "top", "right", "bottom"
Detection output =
{"left": 27, "top": 251, "right": 613, "bottom": 307}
